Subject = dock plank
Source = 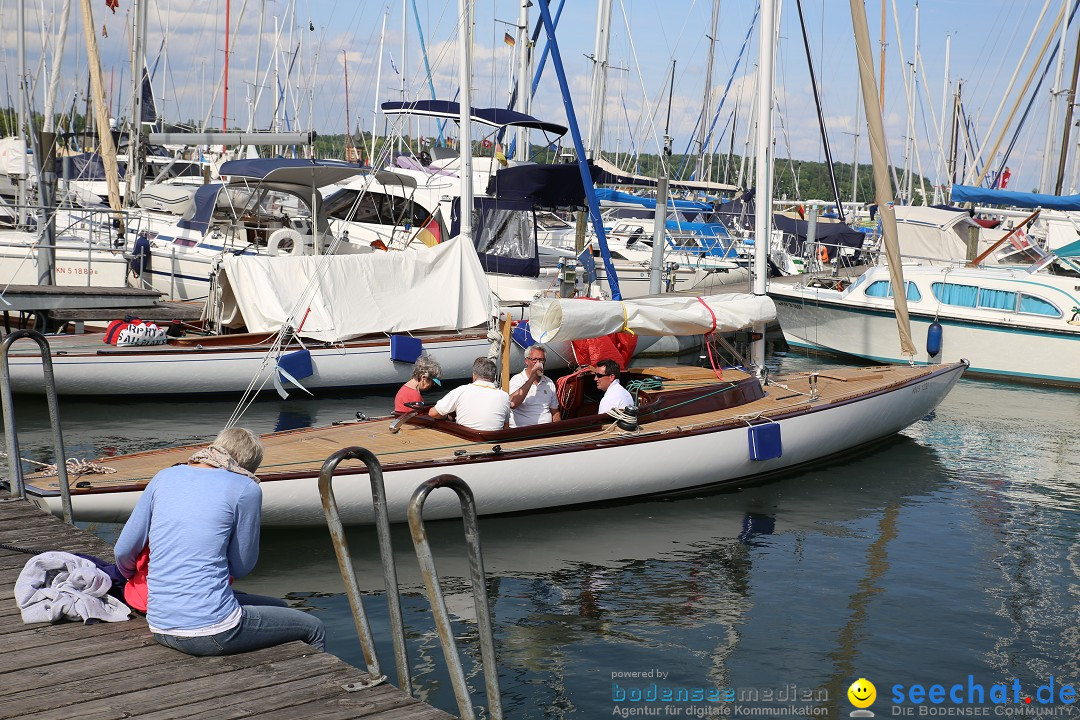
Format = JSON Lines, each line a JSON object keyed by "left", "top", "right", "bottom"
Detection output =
{"left": 0, "top": 496, "right": 455, "bottom": 719}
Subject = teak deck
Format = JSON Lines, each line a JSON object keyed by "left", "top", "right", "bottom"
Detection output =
{"left": 0, "top": 494, "right": 454, "bottom": 720}
{"left": 26, "top": 364, "right": 924, "bottom": 496}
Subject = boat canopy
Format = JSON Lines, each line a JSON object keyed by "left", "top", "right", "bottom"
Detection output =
{"left": 1055, "top": 237, "right": 1080, "bottom": 258}
{"left": 950, "top": 184, "right": 1080, "bottom": 211}
{"left": 450, "top": 197, "right": 540, "bottom": 278}
{"left": 381, "top": 100, "right": 568, "bottom": 137}
{"left": 219, "top": 158, "right": 363, "bottom": 188}
{"left": 176, "top": 183, "right": 224, "bottom": 234}
{"left": 529, "top": 294, "right": 776, "bottom": 344}
{"left": 214, "top": 235, "right": 493, "bottom": 341}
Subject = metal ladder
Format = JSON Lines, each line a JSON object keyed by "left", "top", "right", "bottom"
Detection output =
{"left": 318, "top": 448, "right": 503, "bottom": 720}
{"left": 0, "top": 330, "right": 72, "bottom": 523}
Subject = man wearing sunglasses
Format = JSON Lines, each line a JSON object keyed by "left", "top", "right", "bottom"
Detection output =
{"left": 594, "top": 358, "right": 634, "bottom": 414}
{"left": 509, "top": 345, "right": 561, "bottom": 427}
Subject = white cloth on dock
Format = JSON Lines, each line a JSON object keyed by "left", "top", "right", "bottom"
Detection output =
{"left": 14, "top": 551, "right": 131, "bottom": 624}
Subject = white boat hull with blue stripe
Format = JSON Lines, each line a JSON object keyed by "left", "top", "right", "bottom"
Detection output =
{"left": 769, "top": 264, "right": 1080, "bottom": 387}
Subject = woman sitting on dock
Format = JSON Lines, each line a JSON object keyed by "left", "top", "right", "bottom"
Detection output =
{"left": 114, "top": 428, "right": 325, "bottom": 656}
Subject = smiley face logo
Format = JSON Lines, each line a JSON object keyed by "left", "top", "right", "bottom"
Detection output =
{"left": 848, "top": 678, "right": 877, "bottom": 709}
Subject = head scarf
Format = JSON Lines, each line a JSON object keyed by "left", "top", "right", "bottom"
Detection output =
{"left": 187, "top": 445, "right": 260, "bottom": 483}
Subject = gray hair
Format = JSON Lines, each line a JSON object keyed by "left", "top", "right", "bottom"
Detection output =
{"left": 472, "top": 356, "right": 498, "bottom": 382}
{"left": 411, "top": 354, "right": 442, "bottom": 382}
{"left": 525, "top": 345, "right": 546, "bottom": 359}
{"left": 212, "top": 427, "right": 264, "bottom": 473}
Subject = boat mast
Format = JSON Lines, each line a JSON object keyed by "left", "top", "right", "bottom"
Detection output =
{"left": 1040, "top": 0, "right": 1070, "bottom": 192}
{"left": 16, "top": 0, "right": 28, "bottom": 227}
{"left": 937, "top": 32, "right": 951, "bottom": 201}
{"left": 399, "top": 0, "right": 407, "bottom": 155}
{"left": 457, "top": 0, "right": 474, "bottom": 243}
{"left": 849, "top": 0, "right": 915, "bottom": 357}
{"left": 372, "top": 11, "right": 387, "bottom": 166}
{"left": 224, "top": 0, "right": 230, "bottom": 134}
{"left": 586, "top": 0, "right": 613, "bottom": 158}
{"left": 127, "top": 0, "right": 148, "bottom": 204}
{"left": 515, "top": 0, "right": 531, "bottom": 160}
{"left": 751, "top": 0, "right": 776, "bottom": 375}
{"left": 694, "top": 0, "right": 721, "bottom": 182}
{"left": 1055, "top": 13, "right": 1080, "bottom": 194}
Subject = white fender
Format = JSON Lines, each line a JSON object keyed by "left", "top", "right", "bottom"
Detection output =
{"left": 267, "top": 228, "right": 306, "bottom": 256}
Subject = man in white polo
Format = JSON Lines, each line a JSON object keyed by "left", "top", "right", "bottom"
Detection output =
{"left": 508, "top": 345, "right": 561, "bottom": 427}
{"left": 428, "top": 357, "right": 510, "bottom": 431}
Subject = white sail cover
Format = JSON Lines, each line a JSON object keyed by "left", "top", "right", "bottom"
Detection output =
{"left": 216, "top": 235, "right": 493, "bottom": 341}
{"left": 529, "top": 293, "right": 777, "bottom": 343}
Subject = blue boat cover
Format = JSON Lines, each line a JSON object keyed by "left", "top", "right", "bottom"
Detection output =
{"left": 487, "top": 162, "right": 597, "bottom": 208}
{"left": 381, "top": 100, "right": 568, "bottom": 137}
{"left": 450, "top": 197, "right": 540, "bottom": 277}
{"left": 176, "top": 184, "right": 224, "bottom": 234}
{"left": 950, "top": 184, "right": 1080, "bottom": 211}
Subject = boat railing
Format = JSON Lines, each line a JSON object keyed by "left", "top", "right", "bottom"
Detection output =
{"left": 0, "top": 330, "right": 72, "bottom": 523}
{"left": 317, "top": 447, "right": 409, "bottom": 693}
{"left": 408, "top": 474, "right": 503, "bottom": 720}
{"left": 317, "top": 449, "right": 504, "bottom": 719}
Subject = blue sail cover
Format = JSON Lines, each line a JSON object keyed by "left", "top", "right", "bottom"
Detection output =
{"left": 950, "top": 184, "right": 1080, "bottom": 211}
{"left": 381, "top": 100, "right": 568, "bottom": 137}
{"left": 176, "top": 184, "right": 224, "bottom": 234}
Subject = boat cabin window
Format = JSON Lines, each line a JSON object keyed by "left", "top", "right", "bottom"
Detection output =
{"left": 977, "top": 288, "right": 1018, "bottom": 311}
{"left": 930, "top": 282, "right": 978, "bottom": 308}
{"left": 864, "top": 280, "right": 922, "bottom": 301}
{"left": 324, "top": 189, "right": 429, "bottom": 227}
{"left": 1018, "top": 294, "right": 1062, "bottom": 317}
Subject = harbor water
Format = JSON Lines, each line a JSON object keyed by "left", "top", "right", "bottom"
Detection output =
{"left": 5, "top": 352, "right": 1080, "bottom": 718}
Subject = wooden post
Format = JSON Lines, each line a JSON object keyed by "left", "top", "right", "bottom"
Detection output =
{"left": 500, "top": 316, "right": 512, "bottom": 392}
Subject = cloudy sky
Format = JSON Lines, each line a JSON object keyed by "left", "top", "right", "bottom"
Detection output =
{"left": 0, "top": 0, "right": 1071, "bottom": 195}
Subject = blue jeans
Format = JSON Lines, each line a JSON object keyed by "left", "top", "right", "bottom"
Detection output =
{"left": 151, "top": 591, "right": 325, "bottom": 656}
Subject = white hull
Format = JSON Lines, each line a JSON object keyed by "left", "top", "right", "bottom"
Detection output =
{"left": 5, "top": 333, "right": 497, "bottom": 395}
{"left": 770, "top": 265, "right": 1080, "bottom": 386}
{"left": 31, "top": 363, "right": 965, "bottom": 525}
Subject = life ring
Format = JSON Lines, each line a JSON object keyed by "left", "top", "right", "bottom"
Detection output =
{"left": 817, "top": 245, "right": 829, "bottom": 263}
{"left": 267, "top": 228, "right": 306, "bottom": 256}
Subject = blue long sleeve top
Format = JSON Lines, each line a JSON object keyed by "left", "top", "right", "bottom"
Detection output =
{"left": 114, "top": 464, "right": 262, "bottom": 634}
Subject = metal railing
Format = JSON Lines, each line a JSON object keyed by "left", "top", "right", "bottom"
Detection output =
{"left": 0, "top": 330, "right": 71, "bottom": 523}
{"left": 317, "top": 447, "right": 410, "bottom": 693}
{"left": 408, "top": 474, "right": 503, "bottom": 720}
{"left": 317, "top": 449, "right": 504, "bottom": 720}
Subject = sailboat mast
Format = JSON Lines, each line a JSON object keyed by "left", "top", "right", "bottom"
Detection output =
{"left": 372, "top": 11, "right": 386, "bottom": 166}
{"left": 457, "top": 0, "right": 473, "bottom": 242}
{"left": 586, "top": 0, "right": 613, "bottom": 158}
{"left": 515, "top": 0, "right": 531, "bottom": 160}
{"left": 343, "top": 50, "right": 353, "bottom": 161}
{"left": 16, "top": 0, "right": 28, "bottom": 226}
{"left": 224, "top": 0, "right": 230, "bottom": 133}
{"left": 695, "top": 0, "right": 720, "bottom": 182}
{"left": 1040, "top": 0, "right": 1070, "bottom": 192}
{"left": 751, "top": 0, "right": 775, "bottom": 375}
{"left": 1055, "top": 14, "right": 1080, "bottom": 194}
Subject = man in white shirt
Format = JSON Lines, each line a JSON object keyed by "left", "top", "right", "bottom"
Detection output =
{"left": 429, "top": 357, "right": 510, "bottom": 431}
{"left": 508, "top": 345, "right": 561, "bottom": 427}
{"left": 594, "top": 358, "right": 634, "bottom": 414}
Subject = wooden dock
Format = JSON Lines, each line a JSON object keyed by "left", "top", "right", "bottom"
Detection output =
{"left": 0, "top": 494, "right": 454, "bottom": 720}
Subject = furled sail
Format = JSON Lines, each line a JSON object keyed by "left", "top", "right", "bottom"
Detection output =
{"left": 529, "top": 294, "right": 776, "bottom": 344}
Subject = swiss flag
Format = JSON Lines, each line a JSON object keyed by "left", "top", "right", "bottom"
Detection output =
{"left": 481, "top": 138, "right": 492, "bottom": 149}
{"left": 997, "top": 167, "right": 1011, "bottom": 189}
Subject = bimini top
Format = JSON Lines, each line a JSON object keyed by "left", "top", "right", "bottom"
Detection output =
{"left": 950, "top": 184, "right": 1080, "bottom": 212}
{"left": 219, "top": 158, "right": 363, "bottom": 188}
{"left": 381, "top": 100, "right": 568, "bottom": 137}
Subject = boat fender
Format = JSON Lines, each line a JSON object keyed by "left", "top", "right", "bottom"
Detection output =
{"left": 926, "top": 321, "right": 943, "bottom": 358}
{"left": 267, "top": 228, "right": 305, "bottom": 256}
{"left": 129, "top": 233, "right": 151, "bottom": 277}
{"left": 817, "top": 245, "right": 829, "bottom": 263}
